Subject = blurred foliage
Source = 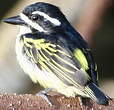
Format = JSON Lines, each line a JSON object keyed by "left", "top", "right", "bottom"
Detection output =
{"left": 0, "top": 0, "right": 19, "bottom": 20}
{"left": 93, "top": 6, "right": 114, "bottom": 79}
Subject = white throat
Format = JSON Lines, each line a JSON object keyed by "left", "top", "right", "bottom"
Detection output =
{"left": 18, "top": 26, "right": 32, "bottom": 36}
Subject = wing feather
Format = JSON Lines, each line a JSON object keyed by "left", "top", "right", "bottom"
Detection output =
{"left": 22, "top": 33, "right": 90, "bottom": 87}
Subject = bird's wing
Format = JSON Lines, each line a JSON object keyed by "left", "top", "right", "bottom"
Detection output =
{"left": 22, "top": 33, "right": 94, "bottom": 88}
{"left": 81, "top": 48, "right": 98, "bottom": 85}
{"left": 65, "top": 26, "right": 98, "bottom": 85}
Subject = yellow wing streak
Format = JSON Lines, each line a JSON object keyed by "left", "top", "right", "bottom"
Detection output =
{"left": 46, "top": 58, "right": 81, "bottom": 87}
{"left": 24, "top": 46, "right": 31, "bottom": 57}
{"left": 38, "top": 49, "right": 50, "bottom": 61}
{"left": 57, "top": 45, "right": 71, "bottom": 58}
{"left": 74, "top": 49, "right": 89, "bottom": 70}
{"left": 51, "top": 58, "right": 74, "bottom": 74}
{"left": 39, "top": 60, "right": 52, "bottom": 73}
{"left": 38, "top": 50, "right": 80, "bottom": 87}
{"left": 54, "top": 54, "right": 77, "bottom": 70}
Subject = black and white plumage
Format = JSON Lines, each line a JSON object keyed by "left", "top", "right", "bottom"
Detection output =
{"left": 4, "top": 2, "right": 109, "bottom": 105}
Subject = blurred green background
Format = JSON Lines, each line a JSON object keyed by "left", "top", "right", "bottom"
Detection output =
{"left": 0, "top": 0, "right": 114, "bottom": 97}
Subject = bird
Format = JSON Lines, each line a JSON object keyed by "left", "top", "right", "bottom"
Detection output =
{"left": 3, "top": 2, "right": 109, "bottom": 105}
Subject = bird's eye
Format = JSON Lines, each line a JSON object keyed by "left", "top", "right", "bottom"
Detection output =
{"left": 31, "top": 14, "right": 39, "bottom": 21}
{"left": 31, "top": 14, "right": 44, "bottom": 21}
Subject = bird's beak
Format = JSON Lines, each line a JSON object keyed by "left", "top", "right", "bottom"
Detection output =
{"left": 3, "top": 15, "right": 26, "bottom": 25}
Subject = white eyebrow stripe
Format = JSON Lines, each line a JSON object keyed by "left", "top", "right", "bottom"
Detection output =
{"left": 32, "top": 11, "right": 61, "bottom": 26}
{"left": 20, "top": 13, "right": 47, "bottom": 32}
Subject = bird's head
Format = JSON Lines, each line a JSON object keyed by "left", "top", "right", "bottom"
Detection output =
{"left": 3, "top": 2, "right": 68, "bottom": 33}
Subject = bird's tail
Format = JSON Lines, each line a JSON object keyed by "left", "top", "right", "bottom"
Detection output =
{"left": 84, "top": 82, "right": 109, "bottom": 105}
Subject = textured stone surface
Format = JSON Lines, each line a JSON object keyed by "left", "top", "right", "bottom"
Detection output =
{"left": 0, "top": 94, "right": 113, "bottom": 110}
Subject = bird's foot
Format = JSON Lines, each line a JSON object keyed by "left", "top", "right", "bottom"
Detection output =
{"left": 36, "top": 88, "right": 53, "bottom": 106}
{"left": 78, "top": 97, "right": 83, "bottom": 110}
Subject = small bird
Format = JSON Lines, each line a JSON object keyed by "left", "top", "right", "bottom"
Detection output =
{"left": 4, "top": 2, "right": 109, "bottom": 105}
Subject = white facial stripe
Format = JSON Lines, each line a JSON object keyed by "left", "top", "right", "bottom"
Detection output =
{"left": 20, "top": 13, "right": 47, "bottom": 32}
{"left": 32, "top": 11, "right": 61, "bottom": 26}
